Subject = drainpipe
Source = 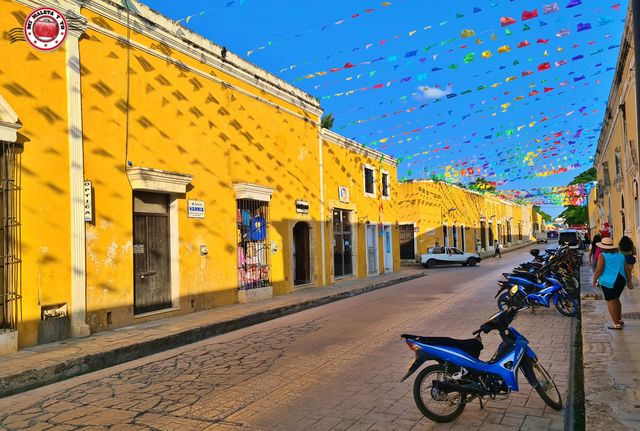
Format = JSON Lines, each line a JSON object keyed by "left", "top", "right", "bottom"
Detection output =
{"left": 318, "top": 126, "right": 326, "bottom": 286}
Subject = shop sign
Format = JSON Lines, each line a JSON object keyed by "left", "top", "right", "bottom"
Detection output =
{"left": 339, "top": 186, "right": 350, "bottom": 203}
{"left": 296, "top": 200, "right": 309, "bottom": 214}
{"left": 83, "top": 180, "right": 93, "bottom": 222}
{"left": 24, "top": 8, "right": 68, "bottom": 52}
{"left": 188, "top": 200, "right": 205, "bottom": 218}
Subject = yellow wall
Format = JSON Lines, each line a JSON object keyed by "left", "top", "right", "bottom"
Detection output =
{"left": 322, "top": 137, "right": 400, "bottom": 280}
{"left": 0, "top": 0, "right": 73, "bottom": 347}
{"left": 398, "top": 181, "right": 533, "bottom": 256}
{"left": 78, "top": 7, "right": 324, "bottom": 332}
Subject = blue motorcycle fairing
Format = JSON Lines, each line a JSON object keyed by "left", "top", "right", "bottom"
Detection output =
{"left": 407, "top": 332, "right": 531, "bottom": 391}
{"left": 401, "top": 349, "right": 437, "bottom": 382}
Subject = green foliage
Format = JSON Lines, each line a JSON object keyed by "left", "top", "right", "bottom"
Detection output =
{"left": 468, "top": 178, "right": 496, "bottom": 192}
{"left": 559, "top": 205, "right": 588, "bottom": 225}
{"left": 321, "top": 113, "right": 334, "bottom": 129}
{"left": 533, "top": 205, "right": 553, "bottom": 222}
{"left": 569, "top": 167, "right": 596, "bottom": 185}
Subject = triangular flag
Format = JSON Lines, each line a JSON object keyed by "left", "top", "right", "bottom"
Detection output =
{"left": 523, "top": 24, "right": 531, "bottom": 31}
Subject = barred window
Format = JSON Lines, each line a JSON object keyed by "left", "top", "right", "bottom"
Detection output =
{"left": 236, "top": 199, "right": 271, "bottom": 290}
{"left": 0, "top": 142, "right": 21, "bottom": 333}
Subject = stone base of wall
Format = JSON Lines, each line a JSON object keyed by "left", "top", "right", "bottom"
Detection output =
{"left": 0, "top": 330, "right": 18, "bottom": 355}
{"left": 238, "top": 286, "right": 273, "bottom": 303}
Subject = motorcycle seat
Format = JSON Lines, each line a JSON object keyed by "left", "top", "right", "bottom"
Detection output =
{"left": 402, "top": 335, "right": 483, "bottom": 359}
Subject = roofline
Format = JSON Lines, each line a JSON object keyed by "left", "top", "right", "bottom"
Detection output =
{"left": 322, "top": 129, "right": 398, "bottom": 166}
{"left": 77, "top": 0, "right": 323, "bottom": 116}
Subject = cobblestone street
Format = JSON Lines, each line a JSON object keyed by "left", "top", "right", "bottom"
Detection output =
{"left": 0, "top": 247, "right": 572, "bottom": 430}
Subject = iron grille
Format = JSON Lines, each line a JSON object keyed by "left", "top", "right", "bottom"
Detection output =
{"left": 236, "top": 199, "right": 271, "bottom": 290}
{"left": 0, "top": 142, "right": 21, "bottom": 332}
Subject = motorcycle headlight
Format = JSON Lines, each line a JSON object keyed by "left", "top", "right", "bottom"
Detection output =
{"left": 509, "top": 285, "right": 519, "bottom": 296}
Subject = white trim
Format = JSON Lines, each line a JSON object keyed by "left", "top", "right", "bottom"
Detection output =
{"left": 322, "top": 129, "right": 398, "bottom": 165}
{"left": 127, "top": 167, "right": 193, "bottom": 194}
{"left": 381, "top": 169, "right": 391, "bottom": 200}
{"left": 363, "top": 164, "right": 377, "bottom": 198}
{"left": 233, "top": 183, "right": 274, "bottom": 202}
{"left": 318, "top": 128, "right": 326, "bottom": 286}
{"left": 66, "top": 24, "right": 91, "bottom": 338}
{"left": 0, "top": 94, "right": 21, "bottom": 143}
{"left": 365, "top": 224, "right": 379, "bottom": 276}
{"left": 382, "top": 223, "right": 393, "bottom": 273}
{"left": 169, "top": 195, "right": 180, "bottom": 308}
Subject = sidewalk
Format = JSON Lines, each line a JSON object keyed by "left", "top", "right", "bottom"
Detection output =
{"left": 0, "top": 269, "right": 426, "bottom": 398}
{"left": 580, "top": 262, "right": 640, "bottom": 430}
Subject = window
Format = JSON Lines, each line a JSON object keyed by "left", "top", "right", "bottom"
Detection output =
{"left": 615, "top": 148, "right": 622, "bottom": 178}
{"left": 333, "top": 209, "right": 353, "bottom": 277}
{"left": 381, "top": 171, "right": 390, "bottom": 198}
{"left": 603, "top": 162, "right": 611, "bottom": 186}
{"left": 363, "top": 166, "right": 375, "bottom": 196}
{"left": 237, "top": 199, "right": 271, "bottom": 289}
{"left": 0, "top": 142, "right": 21, "bottom": 334}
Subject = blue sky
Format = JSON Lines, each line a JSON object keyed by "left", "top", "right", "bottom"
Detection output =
{"left": 143, "top": 0, "right": 625, "bottom": 216}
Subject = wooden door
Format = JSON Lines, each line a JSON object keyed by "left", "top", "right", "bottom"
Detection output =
{"left": 133, "top": 193, "right": 171, "bottom": 314}
{"left": 399, "top": 224, "right": 415, "bottom": 260}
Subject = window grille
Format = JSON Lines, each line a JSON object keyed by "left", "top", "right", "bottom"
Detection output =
{"left": 0, "top": 142, "right": 21, "bottom": 333}
{"left": 236, "top": 199, "right": 271, "bottom": 290}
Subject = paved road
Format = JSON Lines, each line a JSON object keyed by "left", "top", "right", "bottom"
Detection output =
{"left": 0, "top": 247, "right": 571, "bottom": 431}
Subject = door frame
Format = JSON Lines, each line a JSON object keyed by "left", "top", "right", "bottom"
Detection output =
{"left": 399, "top": 222, "right": 418, "bottom": 260}
{"left": 382, "top": 223, "right": 393, "bottom": 273}
{"left": 291, "top": 221, "right": 314, "bottom": 287}
{"left": 133, "top": 193, "right": 181, "bottom": 317}
{"left": 365, "top": 224, "right": 379, "bottom": 276}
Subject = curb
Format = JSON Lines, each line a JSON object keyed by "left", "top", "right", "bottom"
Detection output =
{"left": 0, "top": 272, "right": 425, "bottom": 398}
{"left": 566, "top": 289, "right": 586, "bottom": 430}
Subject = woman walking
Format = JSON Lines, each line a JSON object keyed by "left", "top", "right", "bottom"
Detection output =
{"left": 592, "top": 237, "right": 634, "bottom": 329}
{"left": 589, "top": 233, "right": 602, "bottom": 271}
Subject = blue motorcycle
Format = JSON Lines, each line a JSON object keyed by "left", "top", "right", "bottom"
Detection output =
{"left": 401, "top": 308, "right": 562, "bottom": 423}
{"left": 497, "top": 280, "right": 578, "bottom": 317}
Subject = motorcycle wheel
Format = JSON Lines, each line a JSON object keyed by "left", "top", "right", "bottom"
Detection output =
{"left": 553, "top": 292, "right": 578, "bottom": 317}
{"left": 522, "top": 357, "right": 562, "bottom": 410}
{"left": 497, "top": 292, "right": 511, "bottom": 311}
{"left": 413, "top": 364, "right": 466, "bottom": 423}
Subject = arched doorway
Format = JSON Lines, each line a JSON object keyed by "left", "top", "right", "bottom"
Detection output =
{"left": 293, "top": 222, "right": 311, "bottom": 285}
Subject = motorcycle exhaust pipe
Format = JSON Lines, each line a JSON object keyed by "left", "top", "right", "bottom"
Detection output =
{"left": 432, "top": 380, "right": 492, "bottom": 396}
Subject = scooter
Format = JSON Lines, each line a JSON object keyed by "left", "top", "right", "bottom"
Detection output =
{"left": 498, "top": 283, "right": 578, "bottom": 317}
{"left": 401, "top": 307, "right": 562, "bottom": 423}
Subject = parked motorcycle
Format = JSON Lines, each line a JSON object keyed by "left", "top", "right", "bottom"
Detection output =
{"left": 401, "top": 307, "right": 562, "bottom": 423}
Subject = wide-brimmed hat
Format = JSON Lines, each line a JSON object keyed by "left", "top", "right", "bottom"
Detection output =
{"left": 596, "top": 237, "right": 617, "bottom": 250}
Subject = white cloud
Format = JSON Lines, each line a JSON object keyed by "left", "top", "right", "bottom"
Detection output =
{"left": 418, "top": 84, "right": 453, "bottom": 99}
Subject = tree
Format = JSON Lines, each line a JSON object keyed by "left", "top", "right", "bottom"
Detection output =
{"left": 557, "top": 168, "right": 597, "bottom": 226}
{"left": 467, "top": 178, "right": 496, "bottom": 193}
{"left": 321, "top": 113, "right": 334, "bottom": 129}
{"left": 533, "top": 205, "right": 553, "bottom": 222}
{"left": 559, "top": 205, "right": 588, "bottom": 225}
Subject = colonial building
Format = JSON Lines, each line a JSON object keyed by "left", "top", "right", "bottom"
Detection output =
{"left": 0, "top": 0, "right": 406, "bottom": 354}
{"left": 591, "top": 5, "right": 640, "bottom": 252}
{"left": 397, "top": 180, "right": 539, "bottom": 259}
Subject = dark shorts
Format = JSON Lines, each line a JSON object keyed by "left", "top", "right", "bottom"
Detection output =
{"left": 601, "top": 284, "right": 624, "bottom": 301}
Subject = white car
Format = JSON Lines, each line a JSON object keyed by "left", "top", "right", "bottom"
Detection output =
{"left": 420, "top": 246, "right": 481, "bottom": 268}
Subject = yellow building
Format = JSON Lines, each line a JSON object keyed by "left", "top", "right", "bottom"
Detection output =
{"left": 591, "top": 5, "right": 640, "bottom": 252}
{"left": 0, "top": 0, "right": 404, "bottom": 353}
{"left": 322, "top": 130, "right": 400, "bottom": 280}
{"left": 397, "top": 180, "right": 536, "bottom": 259}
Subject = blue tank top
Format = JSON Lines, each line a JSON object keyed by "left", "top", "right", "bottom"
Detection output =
{"left": 599, "top": 253, "right": 626, "bottom": 289}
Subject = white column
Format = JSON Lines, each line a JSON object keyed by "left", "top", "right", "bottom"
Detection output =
{"left": 66, "top": 10, "right": 90, "bottom": 337}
